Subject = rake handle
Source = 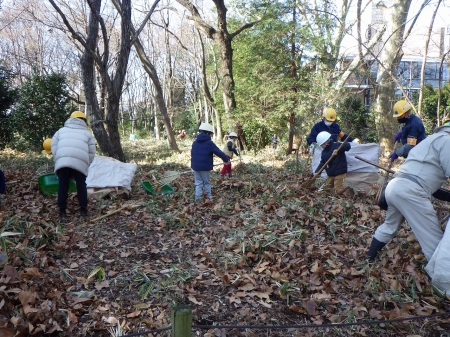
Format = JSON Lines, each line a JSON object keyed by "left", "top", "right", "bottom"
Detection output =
{"left": 312, "top": 130, "right": 354, "bottom": 178}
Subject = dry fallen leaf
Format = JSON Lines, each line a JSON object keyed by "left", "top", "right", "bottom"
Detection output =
{"left": 126, "top": 311, "right": 141, "bottom": 318}
{"left": 188, "top": 296, "right": 202, "bottom": 305}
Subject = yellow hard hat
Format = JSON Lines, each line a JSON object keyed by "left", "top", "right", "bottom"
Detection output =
{"left": 70, "top": 111, "right": 86, "bottom": 119}
{"left": 323, "top": 108, "right": 336, "bottom": 122}
{"left": 392, "top": 100, "right": 412, "bottom": 117}
{"left": 42, "top": 138, "right": 52, "bottom": 154}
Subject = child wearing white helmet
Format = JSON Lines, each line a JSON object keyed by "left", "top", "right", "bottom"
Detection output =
{"left": 314, "top": 131, "right": 351, "bottom": 193}
{"left": 221, "top": 132, "right": 240, "bottom": 178}
{"left": 191, "top": 123, "right": 229, "bottom": 200}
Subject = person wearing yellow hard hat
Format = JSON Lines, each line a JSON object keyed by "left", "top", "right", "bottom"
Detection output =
{"left": 390, "top": 99, "right": 426, "bottom": 162}
{"left": 306, "top": 107, "right": 353, "bottom": 154}
{"left": 51, "top": 111, "right": 96, "bottom": 218}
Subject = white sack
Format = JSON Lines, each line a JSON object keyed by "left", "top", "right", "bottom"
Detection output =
{"left": 86, "top": 156, "right": 137, "bottom": 191}
{"left": 425, "top": 221, "right": 450, "bottom": 294}
{"left": 311, "top": 142, "right": 381, "bottom": 192}
{"left": 312, "top": 142, "right": 381, "bottom": 176}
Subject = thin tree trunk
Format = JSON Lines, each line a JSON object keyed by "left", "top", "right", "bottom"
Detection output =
{"left": 286, "top": 7, "right": 298, "bottom": 155}
{"left": 110, "top": 0, "right": 179, "bottom": 151}
{"left": 418, "top": 0, "right": 441, "bottom": 116}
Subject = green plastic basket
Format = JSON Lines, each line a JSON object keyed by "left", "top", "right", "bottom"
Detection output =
{"left": 38, "top": 173, "right": 77, "bottom": 196}
{"left": 141, "top": 181, "right": 174, "bottom": 195}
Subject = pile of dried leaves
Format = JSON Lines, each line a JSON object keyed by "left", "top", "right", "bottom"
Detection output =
{"left": 1, "top": 144, "right": 450, "bottom": 337}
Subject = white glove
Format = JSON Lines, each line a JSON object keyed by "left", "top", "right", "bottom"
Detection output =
{"left": 309, "top": 143, "right": 316, "bottom": 154}
{"left": 235, "top": 147, "right": 240, "bottom": 151}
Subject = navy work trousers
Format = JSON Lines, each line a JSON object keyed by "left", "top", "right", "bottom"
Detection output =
{"left": 57, "top": 167, "right": 88, "bottom": 210}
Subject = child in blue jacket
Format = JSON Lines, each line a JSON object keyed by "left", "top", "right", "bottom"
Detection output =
{"left": 314, "top": 131, "right": 351, "bottom": 193}
{"left": 191, "top": 123, "right": 229, "bottom": 200}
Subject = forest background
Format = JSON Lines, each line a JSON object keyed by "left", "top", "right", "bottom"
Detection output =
{"left": 1, "top": 0, "right": 450, "bottom": 159}
{"left": 2, "top": 1, "right": 450, "bottom": 336}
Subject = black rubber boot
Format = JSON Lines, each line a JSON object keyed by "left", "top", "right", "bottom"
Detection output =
{"left": 59, "top": 209, "right": 67, "bottom": 219}
{"left": 80, "top": 207, "right": 88, "bottom": 217}
{"left": 366, "top": 238, "right": 387, "bottom": 262}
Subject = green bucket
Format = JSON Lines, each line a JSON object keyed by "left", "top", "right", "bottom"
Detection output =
{"left": 38, "top": 173, "right": 77, "bottom": 195}
{"left": 141, "top": 181, "right": 174, "bottom": 195}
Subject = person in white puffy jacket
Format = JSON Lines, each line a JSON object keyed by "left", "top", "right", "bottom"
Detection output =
{"left": 51, "top": 111, "right": 96, "bottom": 218}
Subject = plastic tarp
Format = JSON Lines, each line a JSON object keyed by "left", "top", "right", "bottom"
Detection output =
{"left": 311, "top": 142, "right": 381, "bottom": 192}
{"left": 425, "top": 221, "right": 450, "bottom": 294}
{"left": 86, "top": 156, "right": 137, "bottom": 197}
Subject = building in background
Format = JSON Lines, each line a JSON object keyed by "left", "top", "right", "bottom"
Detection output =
{"left": 343, "top": 1, "right": 450, "bottom": 107}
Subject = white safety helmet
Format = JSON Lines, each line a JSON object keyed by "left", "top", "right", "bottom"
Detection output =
{"left": 229, "top": 132, "right": 238, "bottom": 138}
{"left": 317, "top": 131, "right": 331, "bottom": 146}
{"left": 199, "top": 122, "right": 214, "bottom": 134}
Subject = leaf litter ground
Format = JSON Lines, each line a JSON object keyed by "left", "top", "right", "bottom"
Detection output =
{"left": 1, "top": 139, "right": 450, "bottom": 337}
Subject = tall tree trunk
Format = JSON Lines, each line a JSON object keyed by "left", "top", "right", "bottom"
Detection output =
{"left": 373, "top": 0, "right": 412, "bottom": 154}
{"left": 286, "top": 7, "right": 298, "bottom": 155}
{"left": 176, "top": 0, "right": 257, "bottom": 133}
{"left": 110, "top": 0, "right": 179, "bottom": 151}
{"left": 78, "top": 0, "right": 113, "bottom": 157}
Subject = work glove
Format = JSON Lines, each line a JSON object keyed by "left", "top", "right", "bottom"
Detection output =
{"left": 309, "top": 143, "right": 316, "bottom": 154}
{"left": 235, "top": 147, "right": 240, "bottom": 151}
{"left": 389, "top": 152, "right": 398, "bottom": 162}
{"left": 393, "top": 131, "right": 402, "bottom": 142}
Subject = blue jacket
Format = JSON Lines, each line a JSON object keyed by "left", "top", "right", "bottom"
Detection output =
{"left": 191, "top": 134, "right": 229, "bottom": 171}
{"left": 315, "top": 141, "right": 351, "bottom": 177}
{"left": 307, "top": 120, "right": 353, "bottom": 145}
{"left": 395, "top": 114, "right": 426, "bottom": 158}
{"left": 0, "top": 170, "right": 5, "bottom": 194}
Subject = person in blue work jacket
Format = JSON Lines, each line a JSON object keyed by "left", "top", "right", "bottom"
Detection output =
{"left": 390, "top": 99, "right": 426, "bottom": 162}
{"left": 306, "top": 108, "right": 353, "bottom": 153}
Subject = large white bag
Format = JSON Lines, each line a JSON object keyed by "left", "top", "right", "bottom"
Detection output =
{"left": 425, "top": 221, "right": 450, "bottom": 294}
{"left": 86, "top": 156, "right": 137, "bottom": 191}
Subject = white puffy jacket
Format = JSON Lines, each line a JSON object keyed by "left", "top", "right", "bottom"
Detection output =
{"left": 51, "top": 118, "right": 96, "bottom": 176}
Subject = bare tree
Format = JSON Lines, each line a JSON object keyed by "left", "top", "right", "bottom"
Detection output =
{"left": 372, "top": 0, "right": 414, "bottom": 153}
{"left": 109, "top": 0, "right": 179, "bottom": 151}
{"left": 175, "top": 0, "right": 258, "bottom": 133}
{"left": 48, "top": 0, "right": 162, "bottom": 160}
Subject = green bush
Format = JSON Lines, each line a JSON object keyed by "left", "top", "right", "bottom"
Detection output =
{"left": 339, "top": 96, "right": 377, "bottom": 143}
{"left": 242, "top": 119, "right": 273, "bottom": 151}
{"left": 10, "top": 72, "right": 74, "bottom": 152}
{"left": 0, "top": 63, "right": 18, "bottom": 148}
